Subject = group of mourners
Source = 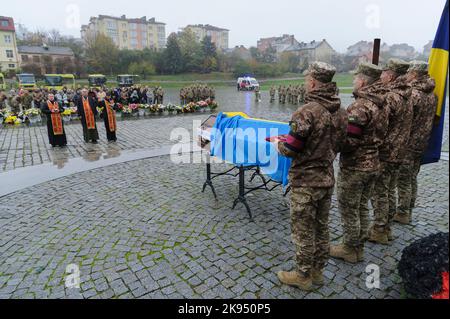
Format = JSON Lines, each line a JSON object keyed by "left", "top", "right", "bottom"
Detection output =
{"left": 179, "top": 84, "right": 216, "bottom": 105}
{"left": 274, "top": 59, "right": 438, "bottom": 291}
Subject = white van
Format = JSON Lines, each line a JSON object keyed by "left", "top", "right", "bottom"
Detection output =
{"left": 237, "top": 77, "right": 260, "bottom": 91}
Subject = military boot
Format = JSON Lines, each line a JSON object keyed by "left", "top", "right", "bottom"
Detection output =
{"left": 387, "top": 226, "right": 394, "bottom": 241}
{"left": 329, "top": 244, "right": 358, "bottom": 263}
{"left": 393, "top": 212, "right": 411, "bottom": 225}
{"left": 368, "top": 227, "right": 389, "bottom": 245}
{"left": 357, "top": 245, "right": 365, "bottom": 262}
{"left": 311, "top": 269, "right": 324, "bottom": 286}
{"left": 277, "top": 271, "right": 312, "bottom": 291}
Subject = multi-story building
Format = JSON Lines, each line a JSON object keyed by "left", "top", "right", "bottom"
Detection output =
{"left": 183, "top": 24, "right": 229, "bottom": 50}
{"left": 18, "top": 45, "right": 75, "bottom": 74}
{"left": 81, "top": 15, "right": 166, "bottom": 50}
{"left": 284, "top": 39, "right": 337, "bottom": 65}
{"left": 257, "top": 34, "right": 299, "bottom": 54}
{"left": 0, "top": 16, "right": 19, "bottom": 71}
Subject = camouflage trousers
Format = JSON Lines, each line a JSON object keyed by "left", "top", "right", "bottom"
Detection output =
{"left": 337, "top": 168, "right": 377, "bottom": 247}
{"left": 397, "top": 157, "right": 421, "bottom": 217}
{"left": 290, "top": 186, "right": 333, "bottom": 275}
{"left": 372, "top": 162, "right": 400, "bottom": 231}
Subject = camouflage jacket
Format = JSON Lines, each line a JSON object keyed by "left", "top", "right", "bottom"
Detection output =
{"left": 340, "top": 84, "right": 387, "bottom": 172}
{"left": 405, "top": 76, "right": 437, "bottom": 160}
{"left": 378, "top": 76, "right": 413, "bottom": 164}
{"left": 278, "top": 82, "right": 347, "bottom": 188}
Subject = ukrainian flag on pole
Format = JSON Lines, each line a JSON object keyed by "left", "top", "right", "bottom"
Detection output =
{"left": 422, "top": 0, "right": 449, "bottom": 164}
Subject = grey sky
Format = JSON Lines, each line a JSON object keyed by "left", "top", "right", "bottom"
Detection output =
{"left": 4, "top": 0, "right": 446, "bottom": 52}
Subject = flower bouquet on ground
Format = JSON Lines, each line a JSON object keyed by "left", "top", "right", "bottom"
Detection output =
{"left": 149, "top": 104, "right": 158, "bottom": 115}
{"left": 24, "top": 108, "right": 42, "bottom": 125}
{"left": 140, "top": 104, "right": 151, "bottom": 116}
{"left": 69, "top": 106, "right": 79, "bottom": 121}
{"left": 129, "top": 104, "right": 140, "bottom": 117}
{"left": 122, "top": 105, "right": 132, "bottom": 118}
{"left": 183, "top": 102, "right": 197, "bottom": 113}
{"left": 175, "top": 106, "right": 183, "bottom": 114}
{"left": 4, "top": 112, "right": 21, "bottom": 125}
{"left": 207, "top": 99, "right": 218, "bottom": 112}
{"left": 197, "top": 100, "right": 208, "bottom": 112}
{"left": 62, "top": 108, "right": 72, "bottom": 123}
{"left": 138, "top": 104, "right": 148, "bottom": 117}
{"left": 157, "top": 104, "right": 166, "bottom": 114}
{"left": 115, "top": 103, "right": 124, "bottom": 119}
{"left": 166, "top": 103, "right": 176, "bottom": 115}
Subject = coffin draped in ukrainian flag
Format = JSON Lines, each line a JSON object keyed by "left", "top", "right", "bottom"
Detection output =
{"left": 209, "top": 112, "right": 292, "bottom": 186}
{"left": 422, "top": 0, "right": 449, "bottom": 164}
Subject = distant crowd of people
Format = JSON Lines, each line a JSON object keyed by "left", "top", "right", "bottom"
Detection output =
{"left": 0, "top": 86, "right": 167, "bottom": 114}
{"left": 179, "top": 84, "right": 215, "bottom": 105}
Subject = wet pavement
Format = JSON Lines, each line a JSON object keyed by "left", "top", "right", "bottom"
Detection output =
{"left": 0, "top": 88, "right": 448, "bottom": 299}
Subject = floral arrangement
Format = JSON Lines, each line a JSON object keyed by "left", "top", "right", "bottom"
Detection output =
{"left": 129, "top": 104, "right": 140, "bottom": 113}
{"left": 62, "top": 109, "right": 72, "bottom": 117}
{"left": 24, "top": 108, "right": 41, "bottom": 118}
{"left": 122, "top": 106, "right": 132, "bottom": 115}
{"left": 116, "top": 103, "right": 124, "bottom": 113}
{"left": 4, "top": 113, "right": 21, "bottom": 125}
{"left": 166, "top": 103, "right": 176, "bottom": 113}
{"left": 197, "top": 100, "right": 208, "bottom": 109}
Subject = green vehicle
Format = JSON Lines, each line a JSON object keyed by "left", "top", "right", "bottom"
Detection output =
{"left": 18, "top": 73, "right": 37, "bottom": 90}
{"left": 88, "top": 74, "right": 107, "bottom": 89}
{"left": 0, "top": 73, "right": 5, "bottom": 90}
{"left": 117, "top": 75, "right": 139, "bottom": 88}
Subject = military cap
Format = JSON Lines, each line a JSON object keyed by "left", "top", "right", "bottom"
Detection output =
{"left": 382, "top": 58, "right": 410, "bottom": 75}
{"left": 307, "top": 61, "right": 336, "bottom": 83}
{"left": 408, "top": 60, "right": 429, "bottom": 74}
{"left": 353, "top": 62, "right": 383, "bottom": 79}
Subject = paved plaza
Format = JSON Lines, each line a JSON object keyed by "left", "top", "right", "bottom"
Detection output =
{"left": 0, "top": 91, "right": 448, "bottom": 299}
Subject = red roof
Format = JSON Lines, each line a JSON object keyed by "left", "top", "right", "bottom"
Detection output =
{"left": 0, "top": 16, "right": 15, "bottom": 32}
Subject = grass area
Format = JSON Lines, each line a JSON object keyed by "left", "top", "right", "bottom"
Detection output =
{"left": 9, "top": 72, "right": 355, "bottom": 90}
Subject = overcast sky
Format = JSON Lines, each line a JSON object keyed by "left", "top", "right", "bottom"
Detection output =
{"left": 3, "top": 0, "right": 446, "bottom": 52}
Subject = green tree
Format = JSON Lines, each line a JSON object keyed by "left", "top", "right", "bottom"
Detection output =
{"left": 128, "top": 61, "right": 156, "bottom": 79}
{"left": 162, "top": 33, "right": 184, "bottom": 74}
{"left": 178, "top": 29, "right": 202, "bottom": 72}
{"left": 200, "top": 36, "right": 218, "bottom": 73}
{"left": 85, "top": 33, "right": 119, "bottom": 75}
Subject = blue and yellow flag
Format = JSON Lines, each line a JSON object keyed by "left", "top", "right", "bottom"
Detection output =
{"left": 422, "top": 0, "right": 449, "bottom": 164}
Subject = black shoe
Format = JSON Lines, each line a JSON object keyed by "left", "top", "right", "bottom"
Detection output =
{"left": 92, "top": 140, "right": 98, "bottom": 144}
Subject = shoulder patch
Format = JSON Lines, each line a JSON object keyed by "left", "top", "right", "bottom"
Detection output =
{"left": 289, "top": 121, "right": 298, "bottom": 132}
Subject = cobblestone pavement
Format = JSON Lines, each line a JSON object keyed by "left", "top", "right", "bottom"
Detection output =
{"left": 0, "top": 155, "right": 448, "bottom": 299}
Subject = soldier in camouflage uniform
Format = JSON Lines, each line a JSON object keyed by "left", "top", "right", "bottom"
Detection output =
{"left": 330, "top": 63, "right": 386, "bottom": 263}
{"left": 369, "top": 59, "right": 412, "bottom": 244}
{"left": 254, "top": 85, "right": 261, "bottom": 102}
{"left": 276, "top": 62, "right": 347, "bottom": 291}
{"left": 281, "top": 86, "right": 287, "bottom": 104}
{"left": 287, "top": 85, "right": 292, "bottom": 104}
{"left": 269, "top": 86, "right": 276, "bottom": 103}
{"left": 0, "top": 90, "right": 7, "bottom": 109}
{"left": 299, "top": 84, "right": 306, "bottom": 104}
{"left": 278, "top": 85, "right": 283, "bottom": 103}
{"left": 394, "top": 61, "right": 437, "bottom": 225}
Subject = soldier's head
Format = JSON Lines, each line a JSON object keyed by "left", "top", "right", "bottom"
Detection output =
{"left": 48, "top": 93, "right": 55, "bottom": 102}
{"left": 407, "top": 60, "right": 429, "bottom": 81}
{"left": 353, "top": 63, "right": 382, "bottom": 91}
{"left": 305, "top": 61, "right": 336, "bottom": 93}
{"left": 380, "top": 58, "right": 409, "bottom": 84}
